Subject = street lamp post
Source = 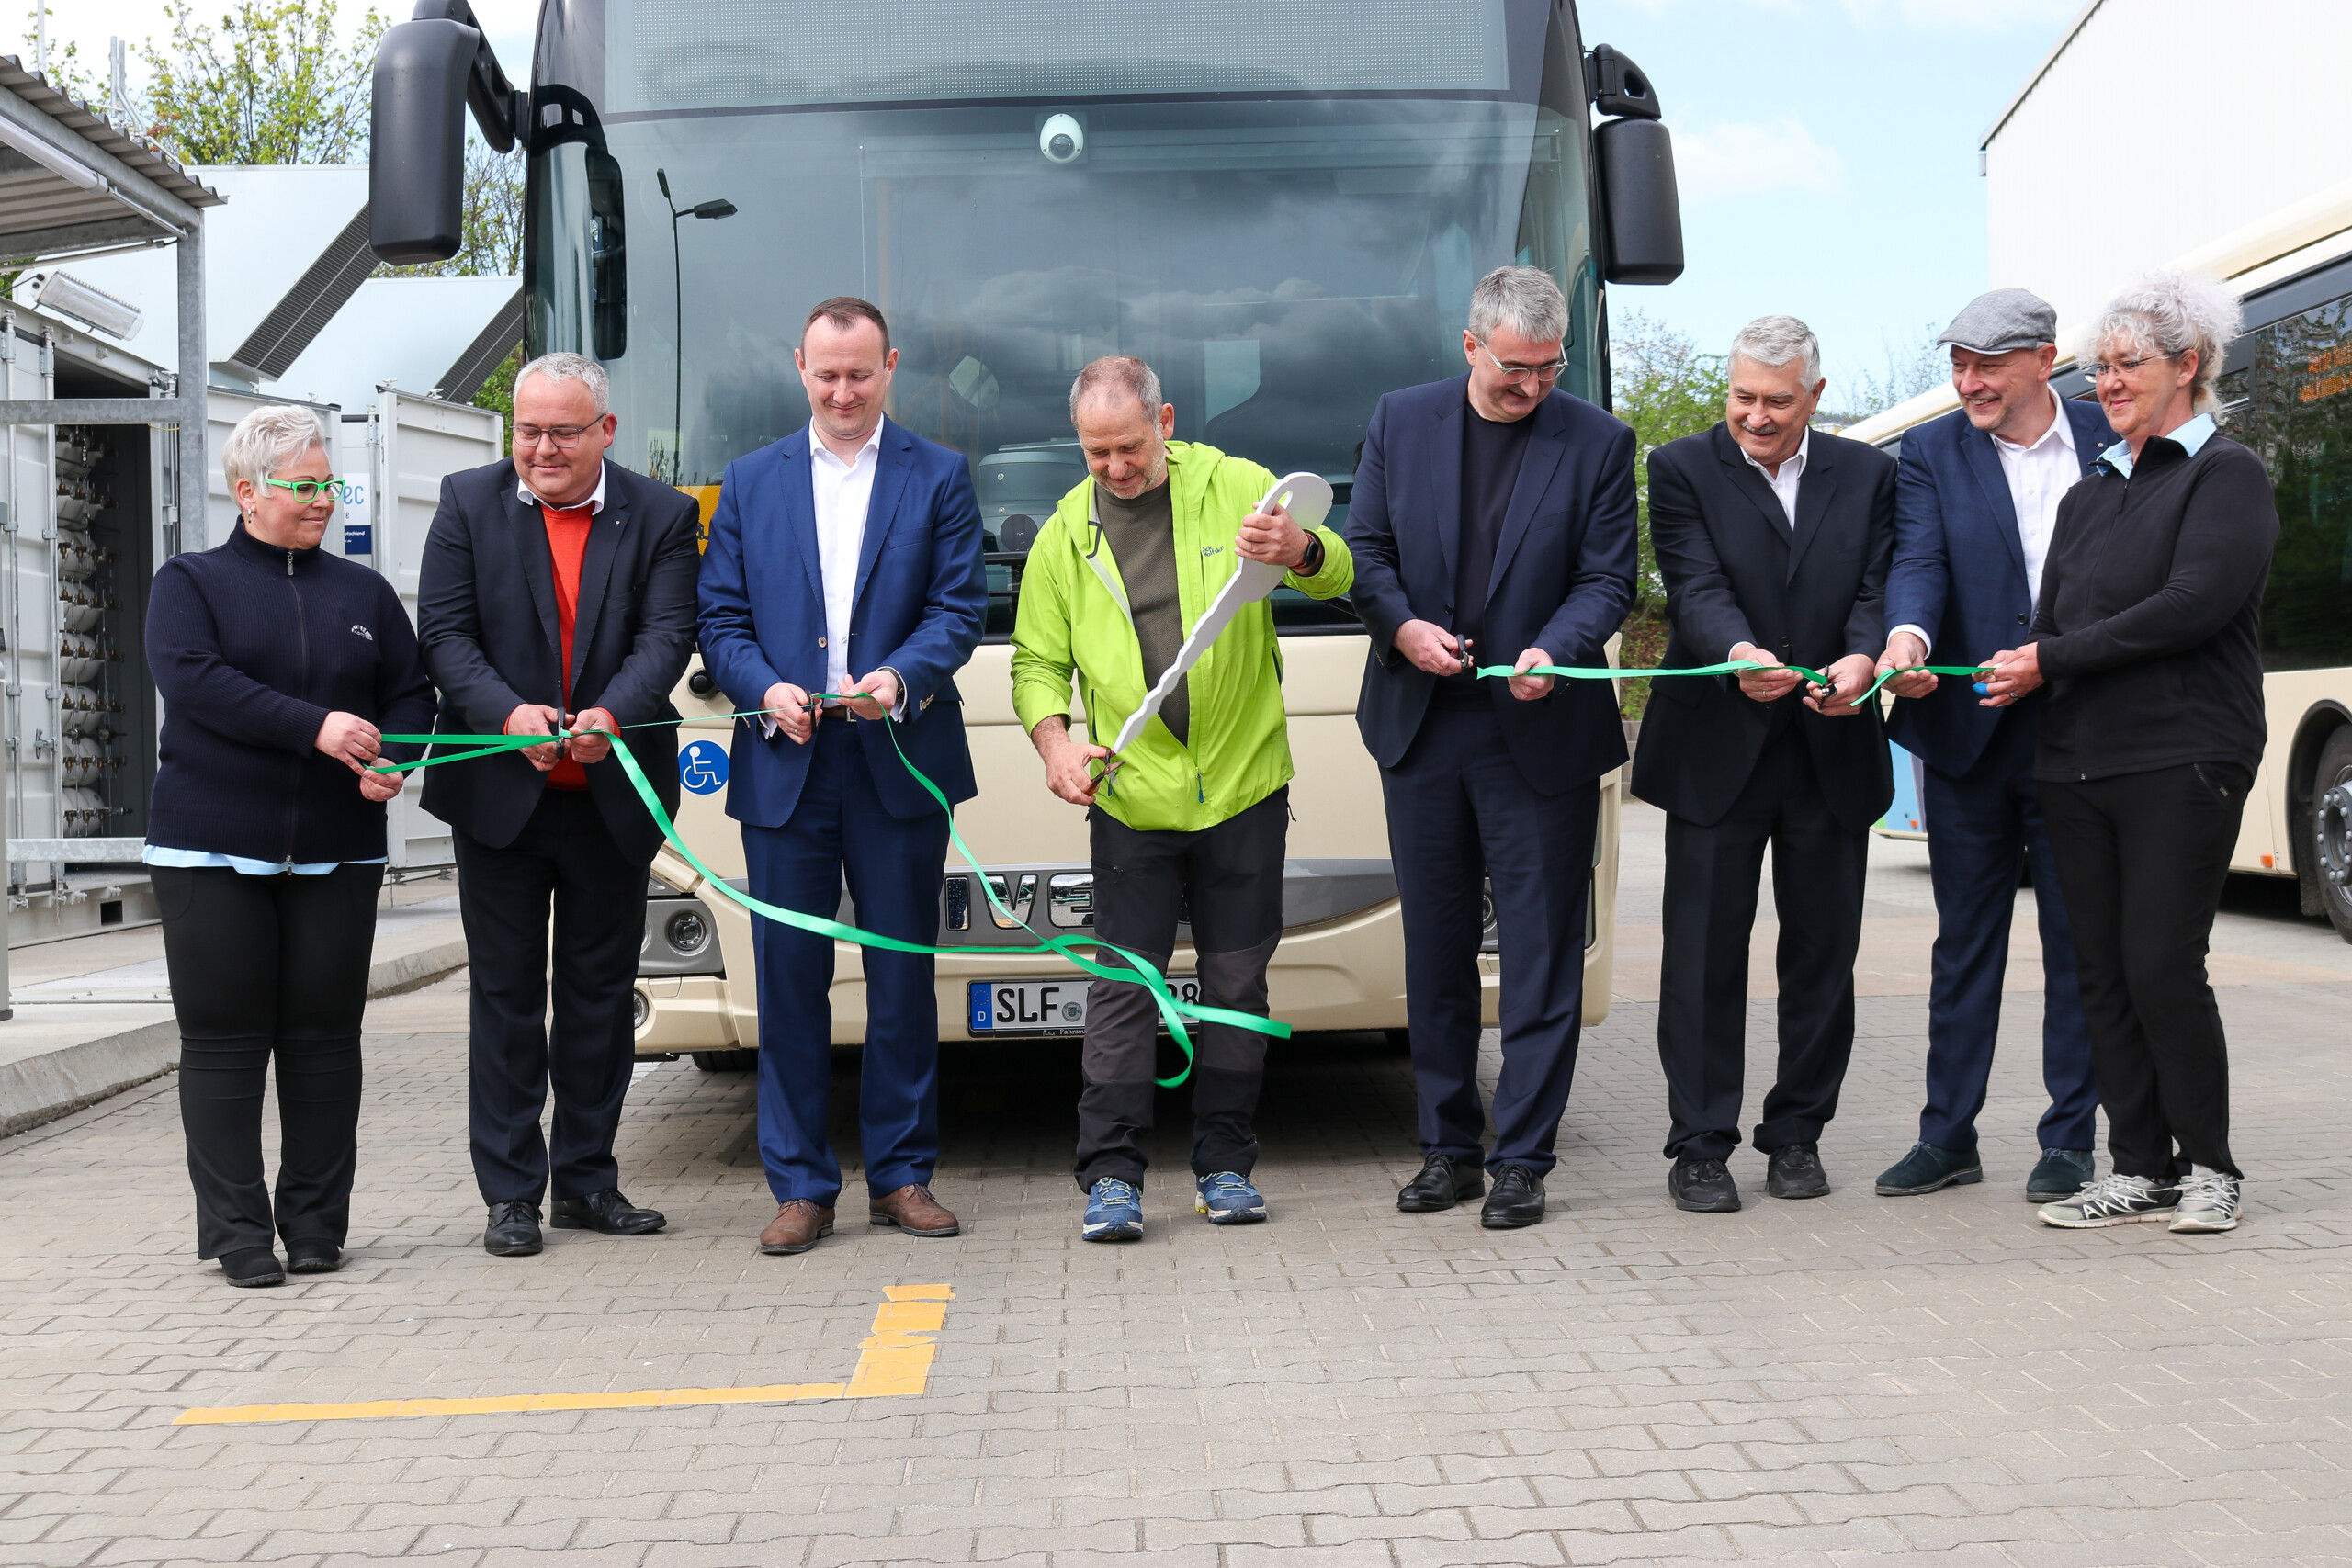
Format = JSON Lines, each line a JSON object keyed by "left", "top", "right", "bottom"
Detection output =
{"left": 657, "top": 168, "right": 737, "bottom": 484}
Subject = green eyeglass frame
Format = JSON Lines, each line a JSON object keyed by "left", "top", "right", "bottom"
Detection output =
{"left": 263, "top": 477, "right": 343, "bottom": 502}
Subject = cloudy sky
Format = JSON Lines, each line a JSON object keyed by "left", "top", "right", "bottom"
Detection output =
{"left": 29, "top": 0, "right": 2082, "bottom": 409}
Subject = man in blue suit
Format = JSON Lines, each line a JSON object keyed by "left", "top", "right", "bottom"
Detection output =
{"left": 697, "top": 297, "right": 988, "bottom": 1256}
{"left": 1872, "top": 288, "right": 2113, "bottom": 1204}
{"left": 1347, "top": 266, "right": 1637, "bottom": 1229}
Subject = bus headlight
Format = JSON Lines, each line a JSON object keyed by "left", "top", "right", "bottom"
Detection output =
{"left": 640, "top": 892, "right": 725, "bottom": 976}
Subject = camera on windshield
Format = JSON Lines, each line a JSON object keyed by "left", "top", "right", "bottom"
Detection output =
{"left": 1038, "top": 113, "right": 1085, "bottom": 164}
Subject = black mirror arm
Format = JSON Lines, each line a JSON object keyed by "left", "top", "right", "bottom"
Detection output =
{"left": 409, "top": 0, "right": 527, "bottom": 152}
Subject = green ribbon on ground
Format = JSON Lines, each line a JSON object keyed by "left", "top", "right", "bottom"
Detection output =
{"left": 373, "top": 705, "right": 1286, "bottom": 1089}
{"left": 1472, "top": 660, "right": 1995, "bottom": 706}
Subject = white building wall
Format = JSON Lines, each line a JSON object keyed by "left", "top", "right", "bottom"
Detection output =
{"left": 1985, "top": 0, "right": 2352, "bottom": 328}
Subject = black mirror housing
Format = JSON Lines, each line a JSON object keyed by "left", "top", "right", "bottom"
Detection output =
{"left": 369, "top": 17, "right": 477, "bottom": 265}
{"left": 1595, "top": 117, "right": 1685, "bottom": 286}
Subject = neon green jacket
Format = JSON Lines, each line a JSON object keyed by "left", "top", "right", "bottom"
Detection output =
{"left": 1010, "top": 441, "right": 1354, "bottom": 832}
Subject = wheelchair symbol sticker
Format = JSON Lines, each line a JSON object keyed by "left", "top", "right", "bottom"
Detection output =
{"left": 679, "top": 739, "right": 729, "bottom": 795}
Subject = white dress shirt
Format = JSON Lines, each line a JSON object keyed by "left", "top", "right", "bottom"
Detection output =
{"left": 516, "top": 462, "right": 608, "bottom": 514}
{"left": 808, "top": 421, "right": 884, "bottom": 701}
{"left": 761, "top": 422, "right": 906, "bottom": 734}
{"left": 1891, "top": 391, "right": 2075, "bottom": 656}
{"left": 1742, "top": 430, "right": 1808, "bottom": 527}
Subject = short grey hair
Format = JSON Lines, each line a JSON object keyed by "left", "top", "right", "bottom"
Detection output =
{"left": 514, "top": 350, "right": 611, "bottom": 417}
{"left": 221, "top": 404, "right": 332, "bottom": 497}
{"left": 1069, "top": 355, "right": 1163, "bottom": 424}
{"left": 1466, "top": 265, "right": 1568, "bottom": 345}
{"left": 2087, "top": 270, "right": 2244, "bottom": 412}
{"left": 1729, "top": 315, "right": 1824, "bottom": 388}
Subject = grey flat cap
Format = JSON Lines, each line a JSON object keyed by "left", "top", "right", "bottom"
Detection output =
{"left": 1937, "top": 288, "right": 2058, "bottom": 354}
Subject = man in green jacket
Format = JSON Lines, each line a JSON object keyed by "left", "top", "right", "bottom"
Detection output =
{"left": 1011, "top": 355, "right": 1353, "bottom": 1242}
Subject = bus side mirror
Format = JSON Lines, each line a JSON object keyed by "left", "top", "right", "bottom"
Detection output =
{"left": 369, "top": 19, "right": 479, "bottom": 265}
{"left": 1585, "top": 44, "right": 1685, "bottom": 287}
{"left": 1594, "top": 118, "right": 1685, "bottom": 285}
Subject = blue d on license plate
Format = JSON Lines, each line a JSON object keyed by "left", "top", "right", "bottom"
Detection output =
{"left": 967, "top": 976, "right": 1199, "bottom": 1035}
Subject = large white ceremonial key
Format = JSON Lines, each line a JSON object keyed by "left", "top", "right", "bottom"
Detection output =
{"left": 1109, "top": 472, "right": 1333, "bottom": 759}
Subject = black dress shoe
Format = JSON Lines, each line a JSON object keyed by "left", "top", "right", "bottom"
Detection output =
{"left": 285, "top": 1240, "right": 342, "bottom": 1273}
{"left": 483, "top": 1199, "right": 544, "bottom": 1257}
{"left": 1397, "top": 1153, "right": 1485, "bottom": 1213}
{"left": 1766, "top": 1144, "right": 1830, "bottom": 1200}
{"left": 1479, "top": 1164, "right": 1546, "bottom": 1229}
{"left": 551, "top": 1188, "right": 667, "bottom": 1235}
{"left": 220, "top": 1247, "right": 285, "bottom": 1288}
{"left": 1668, "top": 1156, "right": 1741, "bottom": 1213}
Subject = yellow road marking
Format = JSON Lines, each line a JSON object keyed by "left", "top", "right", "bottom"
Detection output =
{"left": 174, "top": 1284, "right": 953, "bottom": 1427}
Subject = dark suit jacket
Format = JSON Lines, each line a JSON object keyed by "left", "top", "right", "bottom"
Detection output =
{"left": 1345, "top": 376, "right": 1638, "bottom": 792}
{"left": 1884, "top": 395, "right": 2115, "bottom": 777}
{"left": 415, "top": 458, "right": 703, "bottom": 863}
{"left": 1631, "top": 422, "right": 1897, "bottom": 832}
{"left": 695, "top": 417, "right": 988, "bottom": 827}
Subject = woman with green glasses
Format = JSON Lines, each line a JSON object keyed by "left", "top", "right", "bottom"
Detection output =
{"left": 142, "top": 404, "right": 436, "bottom": 1287}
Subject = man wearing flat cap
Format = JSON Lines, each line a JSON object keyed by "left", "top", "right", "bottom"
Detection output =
{"left": 1871, "top": 288, "right": 2115, "bottom": 1206}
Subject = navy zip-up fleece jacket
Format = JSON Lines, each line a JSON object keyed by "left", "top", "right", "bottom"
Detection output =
{"left": 144, "top": 523, "right": 437, "bottom": 863}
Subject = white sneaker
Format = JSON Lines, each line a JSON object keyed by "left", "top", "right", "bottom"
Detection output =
{"left": 2038, "top": 1171, "right": 2177, "bottom": 1227}
{"left": 2169, "top": 1166, "right": 2241, "bottom": 1232}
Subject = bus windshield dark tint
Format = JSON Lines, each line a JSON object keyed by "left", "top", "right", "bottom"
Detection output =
{"left": 527, "top": 95, "right": 1595, "bottom": 633}
{"left": 2218, "top": 293, "right": 2352, "bottom": 671}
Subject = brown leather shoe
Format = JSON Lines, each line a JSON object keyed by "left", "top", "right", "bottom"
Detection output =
{"left": 869, "top": 1183, "right": 960, "bottom": 1237}
{"left": 758, "top": 1199, "right": 834, "bottom": 1256}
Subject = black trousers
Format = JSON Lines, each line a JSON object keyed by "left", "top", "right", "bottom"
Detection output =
{"left": 454, "top": 788, "right": 650, "bottom": 1205}
{"left": 1075, "top": 787, "right": 1286, "bottom": 1189}
{"left": 1657, "top": 725, "right": 1869, "bottom": 1162}
{"left": 1383, "top": 701, "right": 1597, "bottom": 1176}
{"left": 155, "top": 862, "right": 381, "bottom": 1259}
{"left": 2041, "top": 761, "right": 2247, "bottom": 1181}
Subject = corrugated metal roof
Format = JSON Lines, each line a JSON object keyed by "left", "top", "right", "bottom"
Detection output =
{"left": 226, "top": 204, "right": 379, "bottom": 379}
{"left": 0, "top": 54, "right": 224, "bottom": 211}
{"left": 437, "top": 282, "right": 524, "bottom": 404}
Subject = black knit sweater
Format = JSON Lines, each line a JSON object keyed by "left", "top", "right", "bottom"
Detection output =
{"left": 144, "top": 524, "right": 437, "bottom": 863}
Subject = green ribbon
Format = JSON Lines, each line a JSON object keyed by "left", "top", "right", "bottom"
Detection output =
{"left": 372, "top": 705, "right": 1287, "bottom": 1089}
{"left": 1471, "top": 660, "right": 1995, "bottom": 706}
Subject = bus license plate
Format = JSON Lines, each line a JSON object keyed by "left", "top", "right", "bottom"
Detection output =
{"left": 967, "top": 976, "right": 1200, "bottom": 1035}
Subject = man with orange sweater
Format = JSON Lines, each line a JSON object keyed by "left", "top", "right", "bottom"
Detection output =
{"left": 418, "top": 353, "right": 702, "bottom": 1258}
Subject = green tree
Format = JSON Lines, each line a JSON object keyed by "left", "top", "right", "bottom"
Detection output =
{"left": 1610, "top": 311, "right": 1729, "bottom": 719}
{"left": 18, "top": 5, "right": 105, "bottom": 104}
{"left": 1834, "top": 320, "right": 1947, "bottom": 423}
{"left": 470, "top": 342, "right": 519, "bottom": 453}
{"left": 139, "top": 0, "right": 385, "bottom": 165}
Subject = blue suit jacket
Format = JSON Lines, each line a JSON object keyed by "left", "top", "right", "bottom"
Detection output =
{"left": 1884, "top": 395, "right": 2115, "bottom": 777}
{"left": 1345, "top": 376, "right": 1637, "bottom": 793}
{"left": 696, "top": 417, "right": 988, "bottom": 826}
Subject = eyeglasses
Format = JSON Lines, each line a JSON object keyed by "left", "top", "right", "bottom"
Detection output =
{"left": 1476, "top": 339, "right": 1569, "bottom": 386}
{"left": 2084, "top": 354, "right": 2176, "bottom": 381}
{"left": 263, "top": 477, "right": 342, "bottom": 503}
{"left": 514, "top": 423, "right": 598, "bottom": 448}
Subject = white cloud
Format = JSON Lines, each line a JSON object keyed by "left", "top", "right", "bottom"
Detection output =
{"left": 1672, "top": 117, "right": 1847, "bottom": 202}
{"left": 1610, "top": 0, "right": 2076, "bottom": 30}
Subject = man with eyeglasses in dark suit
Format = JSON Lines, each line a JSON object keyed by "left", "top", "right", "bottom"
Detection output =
{"left": 1346, "top": 265, "right": 1637, "bottom": 1230}
{"left": 417, "top": 351, "right": 703, "bottom": 1258}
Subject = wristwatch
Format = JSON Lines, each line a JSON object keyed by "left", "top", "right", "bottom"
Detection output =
{"left": 1295, "top": 532, "right": 1326, "bottom": 577}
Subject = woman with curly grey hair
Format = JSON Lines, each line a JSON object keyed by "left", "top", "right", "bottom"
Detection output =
{"left": 1980, "top": 271, "right": 2278, "bottom": 1234}
{"left": 143, "top": 404, "right": 437, "bottom": 1285}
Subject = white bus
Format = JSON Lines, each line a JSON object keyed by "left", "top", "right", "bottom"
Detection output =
{"left": 1849, "top": 191, "right": 2352, "bottom": 942}
{"left": 368, "top": 0, "right": 1692, "bottom": 1060}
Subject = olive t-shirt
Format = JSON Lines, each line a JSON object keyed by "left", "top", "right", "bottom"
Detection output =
{"left": 1095, "top": 478, "right": 1189, "bottom": 747}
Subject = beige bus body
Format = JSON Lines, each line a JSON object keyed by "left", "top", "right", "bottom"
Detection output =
{"left": 633, "top": 631, "right": 1626, "bottom": 1060}
{"left": 1843, "top": 185, "right": 2352, "bottom": 931}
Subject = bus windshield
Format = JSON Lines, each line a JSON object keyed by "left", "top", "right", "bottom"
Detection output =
{"left": 527, "top": 0, "right": 1597, "bottom": 631}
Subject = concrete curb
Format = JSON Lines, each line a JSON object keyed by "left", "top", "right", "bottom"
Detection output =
{"left": 0, "top": 1014, "right": 180, "bottom": 1140}
{"left": 0, "top": 919, "right": 470, "bottom": 1142}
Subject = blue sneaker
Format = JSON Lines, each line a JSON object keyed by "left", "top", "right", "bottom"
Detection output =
{"left": 1194, "top": 1171, "right": 1266, "bottom": 1225}
{"left": 1082, "top": 1177, "right": 1143, "bottom": 1242}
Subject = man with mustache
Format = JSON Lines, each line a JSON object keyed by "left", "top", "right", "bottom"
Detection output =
{"left": 1631, "top": 316, "right": 1897, "bottom": 1213}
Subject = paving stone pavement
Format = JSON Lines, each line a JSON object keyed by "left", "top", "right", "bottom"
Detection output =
{"left": 2, "top": 805, "right": 2349, "bottom": 1567}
